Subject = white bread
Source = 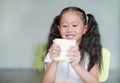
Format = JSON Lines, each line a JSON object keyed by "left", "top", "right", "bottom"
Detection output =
{"left": 54, "top": 38, "right": 76, "bottom": 62}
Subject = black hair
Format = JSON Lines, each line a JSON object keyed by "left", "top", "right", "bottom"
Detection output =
{"left": 46, "top": 7, "right": 102, "bottom": 72}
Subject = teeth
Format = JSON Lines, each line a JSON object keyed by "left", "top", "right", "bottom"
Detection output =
{"left": 66, "top": 35, "right": 75, "bottom": 39}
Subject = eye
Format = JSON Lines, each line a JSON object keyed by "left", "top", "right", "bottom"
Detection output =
{"left": 73, "top": 25, "right": 77, "bottom": 27}
{"left": 62, "top": 25, "right": 67, "bottom": 27}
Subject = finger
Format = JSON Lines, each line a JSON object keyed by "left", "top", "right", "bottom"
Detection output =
{"left": 66, "top": 51, "right": 80, "bottom": 57}
{"left": 67, "top": 47, "right": 79, "bottom": 53}
{"left": 69, "top": 45, "right": 79, "bottom": 50}
{"left": 67, "top": 53, "right": 81, "bottom": 62}
{"left": 49, "top": 44, "right": 61, "bottom": 54}
{"left": 49, "top": 52, "right": 60, "bottom": 60}
{"left": 52, "top": 44, "right": 61, "bottom": 52}
{"left": 53, "top": 50, "right": 60, "bottom": 56}
{"left": 69, "top": 55, "right": 77, "bottom": 63}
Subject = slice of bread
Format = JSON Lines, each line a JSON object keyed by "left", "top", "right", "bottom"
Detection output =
{"left": 54, "top": 38, "right": 76, "bottom": 62}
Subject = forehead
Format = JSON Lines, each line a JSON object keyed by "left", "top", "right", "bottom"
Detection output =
{"left": 61, "top": 10, "right": 82, "bottom": 17}
{"left": 60, "top": 10, "right": 84, "bottom": 22}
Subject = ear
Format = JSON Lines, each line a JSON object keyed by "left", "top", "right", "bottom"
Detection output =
{"left": 58, "top": 25, "right": 61, "bottom": 31}
{"left": 83, "top": 25, "right": 88, "bottom": 34}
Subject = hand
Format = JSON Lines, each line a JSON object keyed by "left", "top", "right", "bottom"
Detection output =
{"left": 48, "top": 40, "right": 61, "bottom": 61}
{"left": 67, "top": 45, "right": 81, "bottom": 67}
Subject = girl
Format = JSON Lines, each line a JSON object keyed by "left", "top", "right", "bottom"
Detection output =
{"left": 42, "top": 7, "right": 102, "bottom": 83}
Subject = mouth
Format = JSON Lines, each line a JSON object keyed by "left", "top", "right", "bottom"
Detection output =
{"left": 66, "top": 34, "right": 76, "bottom": 39}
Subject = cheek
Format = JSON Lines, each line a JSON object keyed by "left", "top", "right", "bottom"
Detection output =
{"left": 60, "top": 28, "right": 66, "bottom": 34}
{"left": 60, "top": 29, "right": 67, "bottom": 38}
{"left": 78, "top": 27, "right": 85, "bottom": 34}
{"left": 59, "top": 29, "right": 64, "bottom": 36}
{"left": 60, "top": 31, "right": 66, "bottom": 37}
{"left": 76, "top": 29, "right": 85, "bottom": 37}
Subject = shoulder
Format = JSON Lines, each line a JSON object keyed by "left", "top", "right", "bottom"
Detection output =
{"left": 44, "top": 53, "right": 52, "bottom": 63}
{"left": 81, "top": 52, "right": 89, "bottom": 69}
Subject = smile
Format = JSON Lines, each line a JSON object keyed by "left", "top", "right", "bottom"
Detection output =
{"left": 66, "top": 34, "right": 76, "bottom": 39}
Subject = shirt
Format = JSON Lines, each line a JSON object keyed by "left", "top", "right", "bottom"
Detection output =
{"left": 44, "top": 53, "right": 89, "bottom": 83}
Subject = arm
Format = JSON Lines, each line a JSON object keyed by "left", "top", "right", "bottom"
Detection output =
{"left": 42, "top": 61, "right": 58, "bottom": 83}
{"left": 68, "top": 46, "right": 99, "bottom": 83}
{"left": 43, "top": 42, "right": 61, "bottom": 83}
{"left": 73, "top": 63, "right": 99, "bottom": 83}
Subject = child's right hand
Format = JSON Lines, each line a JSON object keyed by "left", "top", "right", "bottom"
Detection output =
{"left": 48, "top": 41, "right": 61, "bottom": 61}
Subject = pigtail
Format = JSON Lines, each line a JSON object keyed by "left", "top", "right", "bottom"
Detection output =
{"left": 46, "top": 15, "right": 61, "bottom": 55}
{"left": 81, "top": 14, "right": 102, "bottom": 71}
{"left": 87, "top": 14, "right": 102, "bottom": 71}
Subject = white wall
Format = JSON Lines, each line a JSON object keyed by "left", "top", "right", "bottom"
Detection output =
{"left": 0, "top": 0, "right": 119, "bottom": 70}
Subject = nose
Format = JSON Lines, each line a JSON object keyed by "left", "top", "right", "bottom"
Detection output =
{"left": 67, "top": 26, "right": 73, "bottom": 32}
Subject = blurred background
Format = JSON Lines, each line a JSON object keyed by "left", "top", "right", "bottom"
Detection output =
{"left": 0, "top": 0, "right": 120, "bottom": 83}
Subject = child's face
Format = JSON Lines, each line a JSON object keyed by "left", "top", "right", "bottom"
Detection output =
{"left": 58, "top": 11, "right": 87, "bottom": 44}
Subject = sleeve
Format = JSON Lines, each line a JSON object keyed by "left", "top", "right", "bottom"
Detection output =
{"left": 84, "top": 52, "right": 89, "bottom": 70}
{"left": 44, "top": 53, "right": 52, "bottom": 63}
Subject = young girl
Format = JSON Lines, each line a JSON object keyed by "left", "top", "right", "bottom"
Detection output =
{"left": 42, "top": 7, "right": 102, "bottom": 83}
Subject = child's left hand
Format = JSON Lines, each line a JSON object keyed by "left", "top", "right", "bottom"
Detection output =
{"left": 66, "top": 45, "right": 81, "bottom": 67}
